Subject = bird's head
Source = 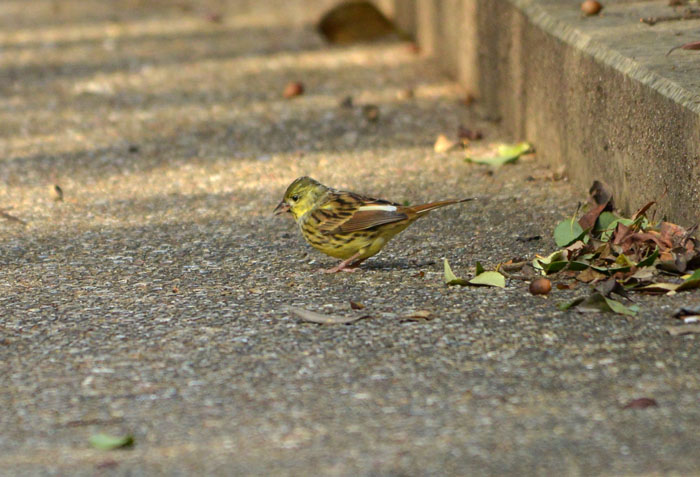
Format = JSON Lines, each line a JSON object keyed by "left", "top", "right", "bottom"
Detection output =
{"left": 273, "top": 176, "right": 327, "bottom": 220}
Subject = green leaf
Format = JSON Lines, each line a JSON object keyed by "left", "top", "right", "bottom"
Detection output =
{"left": 587, "top": 253, "right": 635, "bottom": 275}
{"left": 533, "top": 250, "right": 566, "bottom": 273}
{"left": 624, "top": 267, "right": 656, "bottom": 285}
{"left": 558, "top": 297, "right": 585, "bottom": 311}
{"left": 638, "top": 270, "right": 700, "bottom": 294}
{"left": 639, "top": 282, "right": 680, "bottom": 294}
{"left": 595, "top": 211, "right": 618, "bottom": 233}
{"left": 677, "top": 269, "right": 700, "bottom": 291}
{"left": 497, "top": 142, "right": 532, "bottom": 157}
{"left": 603, "top": 297, "right": 638, "bottom": 316}
{"left": 599, "top": 217, "right": 634, "bottom": 242}
{"left": 575, "top": 293, "right": 610, "bottom": 313}
{"left": 637, "top": 248, "right": 659, "bottom": 268}
{"left": 554, "top": 218, "right": 585, "bottom": 247}
{"left": 468, "top": 271, "right": 506, "bottom": 288}
{"left": 444, "top": 259, "right": 505, "bottom": 287}
{"left": 534, "top": 246, "right": 591, "bottom": 274}
{"left": 465, "top": 142, "right": 532, "bottom": 167}
{"left": 559, "top": 293, "right": 636, "bottom": 315}
{"left": 538, "top": 260, "right": 590, "bottom": 274}
{"left": 89, "top": 433, "right": 134, "bottom": 450}
{"left": 475, "top": 261, "right": 485, "bottom": 275}
{"left": 534, "top": 250, "right": 566, "bottom": 266}
{"left": 539, "top": 261, "right": 570, "bottom": 274}
{"left": 591, "top": 264, "right": 632, "bottom": 275}
{"left": 465, "top": 155, "right": 518, "bottom": 167}
{"left": 444, "top": 259, "right": 469, "bottom": 286}
{"left": 567, "top": 261, "right": 591, "bottom": 271}
{"left": 615, "top": 254, "right": 635, "bottom": 267}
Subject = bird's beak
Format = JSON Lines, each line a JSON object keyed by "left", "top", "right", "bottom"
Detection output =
{"left": 273, "top": 201, "right": 290, "bottom": 215}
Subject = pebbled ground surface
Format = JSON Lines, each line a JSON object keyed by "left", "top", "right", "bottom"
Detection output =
{"left": 1, "top": 1, "right": 699, "bottom": 475}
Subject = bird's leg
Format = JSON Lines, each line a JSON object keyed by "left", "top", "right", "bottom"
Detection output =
{"left": 320, "top": 252, "right": 363, "bottom": 273}
{"left": 349, "top": 257, "right": 369, "bottom": 268}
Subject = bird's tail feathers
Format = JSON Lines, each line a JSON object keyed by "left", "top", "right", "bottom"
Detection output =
{"left": 412, "top": 197, "right": 475, "bottom": 215}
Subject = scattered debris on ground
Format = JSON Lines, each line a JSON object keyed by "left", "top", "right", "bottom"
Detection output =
{"left": 532, "top": 181, "right": 700, "bottom": 315}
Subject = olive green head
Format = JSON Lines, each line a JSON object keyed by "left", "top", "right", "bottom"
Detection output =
{"left": 273, "top": 176, "right": 328, "bottom": 220}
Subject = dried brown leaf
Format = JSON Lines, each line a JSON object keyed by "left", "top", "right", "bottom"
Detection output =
{"left": 589, "top": 180, "right": 614, "bottom": 208}
{"left": 53, "top": 184, "right": 64, "bottom": 202}
{"left": 564, "top": 240, "right": 587, "bottom": 259}
{"left": 666, "top": 324, "right": 700, "bottom": 336}
{"left": 400, "top": 310, "right": 433, "bottom": 321}
{"left": 612, "top": 222, "right": 633, "bottom": 246}
{"left": 362, "top": 104, "right": 380, "bottom": 122}
{"left": 659, "top": 250, "right": 674, "bottom": 262}
{"left": 667, "top": 40, "right": 700, "bottom": 56}
{"left": 623, "top": 231, "right": 668, "bottom": 251}
{"left": 350, "top": 301, "right": 365, "bottom": 310}
{"left": 576, "top": 268, "right": 607, "bottom": 283}
{"left": 96, "top": 459, "right": 119, "bottom": 470}
{"left": 434, "top": 134, "right": 457, "bottom": 153}
{"left": 0, "top": 209, "right": 27, "bottom": 226}
{"left": 595, "top": 277, "right": 629, "bottom": 299}
{"left": 656, "top": 255, "right": 687, "bottom": 274}
{"left": 632, "top": 201, "right": 655, "bottom": 220}
{"left": 622, "top": 397, "right": 658, "bottom": 409}
{"left": 457, "top": 126, "right": 483, "bottom": 141}
{"left": 595, "top": 242, "right": 613, "bottom": 260}
{"left": 659, "top": 221, "right": 687, "bottom": 248}
{"left": 318, "top": 1, "right": 397, "bottom": 44}
{"left": 579, "top": 202, "right": 607, "bottom": 231}
{"left": 628, "top": 267, "right": 656, "bottom": 281}
{"left": 288, "top": 307, "right": 370, "bottom": 324}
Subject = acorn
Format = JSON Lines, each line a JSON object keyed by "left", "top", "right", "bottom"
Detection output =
{"left": 283, "top": 81, "right": 304, "bottom": 99}
{"left": 581, "top": 1, "right": 603, "bottom": 16}
{"left": 529, "top": 278, "right": 552, "bottom": 295}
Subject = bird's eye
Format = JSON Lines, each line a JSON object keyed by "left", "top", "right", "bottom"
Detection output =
{"left": 291, "top": 194, "right": 299, "bottom": 202}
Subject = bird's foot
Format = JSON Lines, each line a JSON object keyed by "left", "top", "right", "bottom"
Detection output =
{"left": 316, "top": 252, "right": 365, "bottom": 274}
{"left": 318, "top": 255, "right": 364, "bottom": 273}
{"left": 318, "top": 264, "right": 359, "bottom": 274}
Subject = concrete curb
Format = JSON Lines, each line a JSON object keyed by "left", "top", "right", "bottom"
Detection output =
{"left": 384, "top": 0, "right": 700, "bottom": 224}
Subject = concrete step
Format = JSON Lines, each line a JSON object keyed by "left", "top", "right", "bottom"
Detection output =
{"left": 388, "top": 0, "right": 700, "bottom": 225}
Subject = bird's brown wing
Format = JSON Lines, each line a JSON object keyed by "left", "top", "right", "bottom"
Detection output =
{"left": 312, "top": 192, "right": 408, "bottom": 235}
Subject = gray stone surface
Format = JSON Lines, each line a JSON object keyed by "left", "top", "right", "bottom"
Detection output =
{"left": 2, "top": 1, "right": 700, "bottom": 476}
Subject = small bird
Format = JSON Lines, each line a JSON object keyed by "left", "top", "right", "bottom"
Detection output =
{"left": 274, "top": 176, "right": 474, "bottom": 273}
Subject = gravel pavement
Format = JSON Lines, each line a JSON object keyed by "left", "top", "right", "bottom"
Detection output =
{"left": 1, "top": 1, "right": 700, "bottom": 475}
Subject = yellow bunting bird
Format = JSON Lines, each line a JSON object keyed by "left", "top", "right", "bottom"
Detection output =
{"left": 274, "top": 176, "right": 474, "bottom": 273}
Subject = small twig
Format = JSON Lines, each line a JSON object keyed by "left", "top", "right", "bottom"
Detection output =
{"left": 0, "top": 209, "right": 27, "bottom": 226}
{"left": 496, "top": 260, "right": 532, "bottom": 281}
{"left": 499, "top": 260, "right": 528, "bottom": 272}
{"left": 641, "top": 9, "right": 700, "bottom": 25}
{"left": 58, "top": 417, "right": 125, "bottom": 428}
{"left": 498, "top": 269, "right": 532, "bottom": 281}
{"left": 681, "top": 224, "right": 698, "bottom": 247}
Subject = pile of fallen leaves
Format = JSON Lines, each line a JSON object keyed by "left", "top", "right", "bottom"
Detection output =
{"left": 534, "top": 181, "right": 700, "bottom": 315}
